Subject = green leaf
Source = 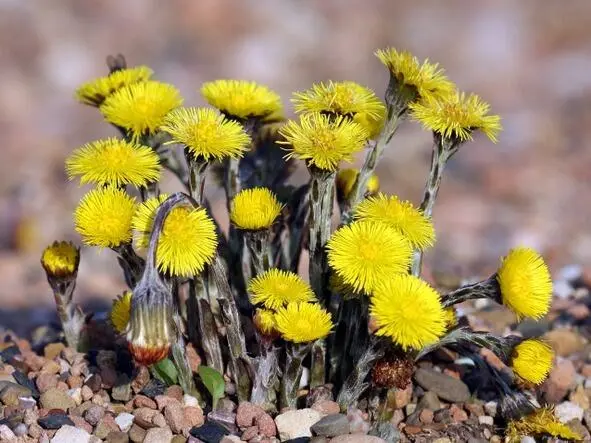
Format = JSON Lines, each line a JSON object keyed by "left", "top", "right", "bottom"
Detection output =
{"left": 151, "top": 358, "right": 179, "bottom": 386}
{"left": 198, "top": 365, "right": 225, "bottom": 408}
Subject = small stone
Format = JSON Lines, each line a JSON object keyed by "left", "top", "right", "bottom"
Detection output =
{"left": 555, "top": 401, "right": 584, "bottom": 423}
{"left": 40, "top": 360, "right": 60, "bottom": 375}
{"left": 156, "top": 395, "right": 181, "bottom": 411}
{"left": 330, "top": 436, "right": 386, "bottom": 443}
{"left": 100, "top": 367, "right": 117, "bottom": 389}
{"left": 44, "top": 343, "right": 66, "bottom": 361}
{"left": 207, "top": 409, "right": 238, "bottom": 434}
{"left": 133, "top": 407, "right": 158, "bottom": 428}
{"left": 13, "top": 423, "right": 27, "bottom": 437}
{"left": 432, "top": 439, "right": 453, "bottom": 443}
{"left": 449, "top": 404, "right": 468, "bottom": 423}
{"left": 190, "top": 420, "right": 229, "bottom": 442}
{"left": 569, "top": 385, "right": 590, "bottom": 409}
{"left": 84, "top": 405, "right": 105, "bottom": 426}
{"left": 94, "top": 416, "right": 119, "bottom": 439}
{"left": 484, "top": 401, "right": 498, "bottom": 417}
{"left": 255, "top": 412, "right": 276, "bottom": 438}
{"left": 419, "top": 409, "right": 434, "bottom": 424}
{"left": 183, "top": 406, "right": 205, "bottom": 429}
{"left": 19, "top": 396, "right": 36, "bottom": 409}
{"left": 131, "top": 366, "right": 150, "bottom": 394}
{"left": 134, "top": 394, "right": 158, "bottom": 409}
{"left": 478, "top": 415, "right": 494, "bottom": 426}
{"left": 220, "top": 437, "right": 242, "bottom": 443}
{"left": 143, "top": 426, "right": 173, "bottom": 443}
{"left": 29, "top": 423, "right": 43, "bottom": 438}
{"left": 171, "top": 436, "right": 186, "bottom": 443}
{"left": 388, "top": 385, "right": 412, "bottom": 410}
{"left": 67, "top": 375, "right": 83, "bottom": 389}
{"left": 464, "top": 401, "right": 484, "bottom": 417}
{"left": 106, "top": 431, "right": 130, "bottom": 443}
{"left": 165, "top": 385, "right": 184, "bottom": 402}
{"left": 242, "top": 426, "right": 259, "bottom": 440}
{"left": 36, "top": 373, "right": 58, "bottom": 393}
{"left": 0, "top": 425, "right": 15, "bottom": 440}
{"left": 275, "top": 408, "right": 323, "bottom": 440}
{"left": 40, "top": 388, "right": 75, "bottom": 411}
{"left": 129, "top": 424, "right": 147, "bottom": 443}
{"left": 567, "top": 303, "right": 590, "bottom": 320}
{"left": 544, "top": 329, "right": 586, "bottom": 357}
{"left": 85, "top": 374, "right": 102, "bottom": 393}
{"left": 115, "top": 412, "right": 135, "bottom": 432}
{"left": 68, "top": 387, "right": 82, "bottom": 406}
{"left": 38, "top": 412, "right": 75, "bottom": 429}
{"left": 568, "top": 418, "right": 591, "bottom": 441}
{"left": 404, "top": 404, "right": 416, "bottom": 415}
{"left": 390, "top": 409, "right": 404, "bottom": 427}
{"left": 413, "top": 368, "right": 470, "bottom": 403}
{"left": 112, "top": 374, "right": 132, "bottom": 402}
{"left": 140, "top": 379, "right": 166, "bottom": 399}
{"left": 0, "top": 382, "right": 32, "bottom": 405}
{"left": 164, "top": 402, "right": 185, "bottom": 434}
{"left": 417, "top": 391, "right": 440, "bottom": 411}
{"left": 543, "top": 359, "right": 576, "bottom": 403}
{"left": 311, "top": 400, "right": 340, "bottom": 416}
{"left": 236, "top": 402, "right": 265, "bottom": 428}
{"left": 310, "top": 413, "right": 349, "bottom": 437}
{"left": 81, "top": 386, "right": 93, "bottom": 402}
{"left": 152, "top": 412, "right": 167, "bottom": 428}
{"left": 70, "top": 415, "right": 93, "bottom": 434}
{"left": 183, "top": 394, "right": 200, "bottom": 408}
{"left": 51, "top": 424, "right": 91, "bottom": 443}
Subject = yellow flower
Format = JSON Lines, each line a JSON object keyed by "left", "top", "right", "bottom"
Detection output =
{"left": 230, "top": 187, "right": 283, "bottom": 230}
{"left": 510, "top": 339, "right": 554, "bottom": 385}
{"left": 275, "top": 303, "right": 333, "bottom": 343}
{"left": 74, "top": 187, "right": 136, "bottom": 248}
{"left": 278, "top": 113, "right": 368, "bottom": 171}
{"left": 161, "top": 107, "right": 251, "bottom": 161}
{"left": 110, "top": 291, "right": 132, "bottom": 333}
{"left": 292, "top": 81, "right": 386, "bottom": 138}
{"left": 201, "top": 79, "right": 283, "bottom": 120}
{"left": 76, "top": 66, "right": 153, "bottom": 107}
{"left": 506, "top": 407, "right": 582, "bottom": 442}
{"left": 370, "top": 274, "right": 446, "bottom": 350}
{"left": 354, "top": 193, "right": 435, "bottom": 250}
{"left": 336, "top": 168, "right": 380, "bottom": 200}
{"left": 409, "top": 91, "right": 502, "bottom": 143}
{"left": 41, "top": 241, "right": 80, "bottom": 279}
{"left": 248, "top": 269, "right": 316, "bottom": 310}
{"left": 100, "top": 81, "right": 183, "bottom": 141}
{"left": 442, "top": 307, "right": 457, "bottom": 330}
{"left": 253, "top": 309, "right": 278, "bottom": 336}
{"left": 496, "top": 247, "right": 552, "bottom": 320}
{"left": 65, "top": 137, "right": 161, "bottom": 187}
{"left": 327, "top": 221, "right": 412, "bottom": 294}
{"left": 132, "top": 195, "right": 218, "bottom": 277}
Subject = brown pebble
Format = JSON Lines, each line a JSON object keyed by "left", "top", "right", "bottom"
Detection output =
{"left": 311, "top": 400, "right": 340, "bottom": 415}
{"left": 81, "top": 386, "right": 93, "bottom": 402}
{"left": 69, "top": 415, "right": 93, "bottom": 434}
{"left": 242, "top": 426, "right": 259, "bottom": 440}
{"left": 419, "top": 409, "right": 434, "bottom": 424}
{"left": 155, "top": 395, "right": 180, "bottom": 411}
{"left": 449, "top": 404, "right": 468, "bottom": 422}
{"left": 44, "top": 343, "right": 66, "bottom": 360}
{"left": 152, "top": 412, "right": 167, "bottom": 428}
{"left": 40, "top": 361, "right": 60, "bottom": 375}
{"left": 183, "top": 406, "right": 204, "bottom": 429}
{"left": 131, "top": 366, "right": 150, "bottom": 394}
{"left": 129, "top": 424, "right": 147, "bottom": 443}
{"left": 404, "top": 425, "right": 423, "bottom": 435}
{"left": 85, "top": 374, "right": 102, "bottom": 393}
{"left": 165, "top": 385, "right": 183, "bottom": 402}
{"left": 255, "top": 412, "right": 276, "bottom": 438}
{"left": 67, "top": 375, "right": 83, "bottom": 389}
{"left": 164, "top": 403, "right": 185, "bottom": 434}
{"left": 36, "top": 373, "right": 58, "bottom": 393}
{"left": 134, "top": 395, "right": 157, "bottom": 410}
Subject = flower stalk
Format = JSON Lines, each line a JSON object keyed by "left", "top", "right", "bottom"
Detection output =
{"left": 113, "top": 242, "right": 145, "bottom": 288}
{"left": 281, "top": 342, "right": 313, "bottom": 409}
{"left": 185, "top": 153, "right": 209, "bottom": 205}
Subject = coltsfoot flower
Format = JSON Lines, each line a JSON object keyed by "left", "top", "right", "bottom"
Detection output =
{"left": 506, "top": 406, "right": 582, "bottom": 442}
{"left": 161, "top": 107, "right": 251, "bottom": 161}
{"left": 132, "top": 194, "right": 169, "bottom": 250}
{"left": 510, "top": 339, "right": 554, "bottom": 385}
{"left": 370, "top": 274, "right": 446, "bottom": 350}
{"left": 354, "top": 193, "right": 435, "bottom": 250}
{"left": 442, "top": 307, "right": 458, "bottom": 330}
{"left": 410, "top": 91, "right": 502, "bottom": 143}
{"left": 66, "top": 138, "right": 161, "bottom": 187}
{"left": 496, "top": 247, "right": 552, "bottom": 320}
{"left": 327, "top": 221, "right": 412, "bottom": 294}
{"left": 278, "top": 113, "right": 368, "bottom": 172}
{"left": 74, "top": 186, "right": 136, "bottom": 248}
{"left": 201, "top": 79, "right": 283, "bottom": 121}
{"left": 230, "top": 187, "right": 283, "bottom": 230}
{"left": 127, "top": 299, "right": 174, "bottom": 366}
{"left": 253, "top": 309, "right": 278, "bottom": 336}
{"left": 100, "top": 81, "right": 183, "bottom": 141}
{"left": 41, "top": 241, "right": 80, "bottom": 280}
{"left": 274, "top": 302, "right": 333, "bottom": 343}
{"left": 110, "top": 291, "right": 132, "bottom": 333}
{"left": 248, "top": 269, "right": 316, "bottom": 310}
{"left": 336, "top": 168, "right": 379, "bottom": 200}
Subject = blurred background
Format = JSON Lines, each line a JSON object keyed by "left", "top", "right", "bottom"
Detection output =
{"left": 1, "top": 0, "right": 591, "bottom": 316}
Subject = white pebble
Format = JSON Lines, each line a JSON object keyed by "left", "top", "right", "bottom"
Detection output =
{"left": 183, "top": 394, "right": 200, "bottom": 407}
{"left": 478, "top": 415, "right": 494, "bottom": 426}
{"left": 115, "top": 412, "right": 135, "bottom": 432}
{"left": 555, "top": 401, "right": 584, "bottom": 423}
{"left": 553, "top": 280, "right": 574, "bottom": 299}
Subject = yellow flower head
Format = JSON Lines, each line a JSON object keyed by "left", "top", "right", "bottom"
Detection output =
{"left": 248, "top": 268, "right": 316, "bottom": 310}
{"left": 327, "top": 221, "right": 412, "bottom": 294}
{"left": 409, "top": 91, "right": 502, "bottom": 143}
{"left": 161, "top": 107, "right": 251, "bottom": 161}
{"left": 66, "top": 137, "right": 161, "bottom": 187}
{"left": 511, "top": 339, "right": 554, "bottom": 385}
{"left": 275, "top": 303, "right": 333, "bottom": 343}
{"left": 132, "top": 195, "right": 218, "bottom": 277}
{"left": 201, "top": 79, "right": 283, "bottom": 121}
{"left": 253, "top": 309, "right": 278, "bottom": 336}
{"left": 506, "top": 407, "right": 582, "bottom": 442}
{"left": 354, "top": 193, "right": 435, "bottom": 251}
{"left": 442, "top": 307, "right": 458, "bottom": 330}
{"left": 292, "top": 81, "right": 386, "bottom": 138}
{"left": 74, "top": 186, "right": 136, "bottom": 248}
{"left": 100, "top": 81, "right": 183, "bottom": 141}
{"left": 336, "top": 168, "right": 380, "bottom": 200}
{"left": 230, "top": 187, "right": 283, "bottom": 230}
{"left": 370, "top": 274, "right": 446, "bottom": 350}
{"left": 375, "top": 48, "right": 454, "bottom": 102}
{"left": 278, "top": 113, "right": 368, "bottom": 171}
{"left": 496, "top": 247, "right": 552, "bottom": 320}
{"left": 41, "top": 241, "right": 80, "bottom": 279}
{"left": 76, "top": 66, "right": 153, "bottom": 107}
{"left": 110, "top": 291, "right": 132, "bottom": 333}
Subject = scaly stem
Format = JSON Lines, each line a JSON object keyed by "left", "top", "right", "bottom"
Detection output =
{"left": 245, "top": 230, "right": 271, "bottom": 277}
{"left": 171, "top": 320, "right": 197, "bottom": 397}
{"left": 113, "top": 243, "right": 145, "bottom": 288}
{"left": 281, "top": 342, "right": 313, "bottom": 409}
{"left": 250, "top": 340, "right": 280, "bottom": 412}
{"left": 51, "top": 279, "right": 85, "bottom": 351}
{"left": 441, "top": 275, "right": 499, "bottom": 308}
{"left": 186, "top": 154, "right": 208, "bottom": 205}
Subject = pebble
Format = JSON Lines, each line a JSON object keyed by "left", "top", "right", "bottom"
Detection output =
{"left": 346, "top": 408, "right": 370, "bottom": 434}
{"left": 183, "top": 406, "right": 205, "bottom": 429}
{"left": 330, "top": 436, "right": 386, "bottom": 443}
{"left": 38, "top": 412, "right": 75, "bottom": 429}
{"left": 190, "top": 420, "right": 229, "bottom": 442}
{"left": 131, "top": 367, "right": 151, "bottom": 394}
{"left": 152, "top": 412, "right": 167, "bottom": 428}
{"left": 0, "top": 425, "right": 15, "bottom": 440}
{"left": 133, "top": 407, "right": 158, "bottom": 428}
{"left": 242, "top": 426, "right": 259, "bottom": 440}
{"left": 183, "top": 394, "right": 200, "bottom": 407}
{"left": 85, "top": 374, "right": 102, "bottom": 393}
{"left": 81, "top": 386, "right": 93, "bottom": 402}
{"left": 236, "top": 402, "right": 265, "bottom": 428}
{"left": 50, "top": 424, "right": 91, "bottom": 443}
{"left": 111, "top": 374, "right": 132, "bottom": 402}
{"left": 165, "top": 385, "right": 183, "bottom": 401}
{"left": 94, "top": 416, "right": 119, "bottom": 439}
{"left": 144, "top": 426, "right": 173, "bottom": 443}
{"left": 68, "top": 387, "right": 82, "bottom": 405}
{"left": 140, "top": 379, "right": 166, "bottom": 399}
{"left": 164, "top": 402, "right": 185, "bottom": 434}
{"left": 156, "top": 395, "right": 180, "bottom": 411}
{"left": 37, "top": 373, "right": 58, "bottom": 393}
{"left": 543, "top": 359, "right": 576, "bottom": 403}
{"left": 555, "top": 401, "right": 584, "bottom": 423}
{"left": 311, "top": 400, "right": 340, "bottom": 415}
{"left": 417, "top": 391, "right": 440, "bottom": 410}
{"left": 478, "top": 415, "right": 494, "bottom": 426}
{"left": 484, "top": 401, "right": 498, "bottom": 417}
{"left": 413, "top": 368, "right": 470, "bottom": 403}
{"left": 44, "top": 343, "right": 65, "bottom": 361}
{"left": 419, "top": 409, "right": 434, "bottom": 424}
{"left": 84, "top": 405, "right": 105, "bottom": 426}
{"left": 388, "top": 385, "right": 412, "bottom": 409}
{"left": 449, "top": 404, "right": 468, "bottom": 423}
{"left": 129, "top": 424, "right": 147, "bottom": 443}
{"left": 207, "top": 409, "right": 238, "bottom": 434}
{"left": 0, "top": 382, "right": 32, "bottom": 406}
{"left": 106, "top": 431, "right": 130, "bottom": 443}
{"left": 310, "top": 413, "right": 349, "bottom": 437}
{"left": 544, "top": 329, "right": 586, "bottom": 357}
{"left": 255, "top": 411, "right": 277, "bottom": 437}
{"left": 569, "top": 384, "right": 590, "bottom": 409}
{"left": 115, "top": 412, "right": 135, "bottom": 432}
{"left": 13, "top": 423, "right": 27, "bottom": 437}
{"left": 69, "top": 415, "right": 92, "bottom": 434}
{"left": 275, "top": 408, "right": 323, "bottom": 441}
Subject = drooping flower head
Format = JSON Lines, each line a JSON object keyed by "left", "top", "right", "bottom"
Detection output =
{"left": 442, "top": 307, "right": 458, "bottom": 330}
{"left": 292, "top": 81, "right": 386, "bottom": 138}
{"left": 510, "top": 339, "right": 554, "bottom": 385}
{"left": 375, "top": 48, "right": 454, "bottom": 105}
{"left": 370, "top": 274, "right": 446, "bottom": 350}
{"left": 354, "top": 193, "right": 435, "bottom": 250}
{"left": 336, "top": 168, "right": 380, "bottom": 200}
{"left": 253, "top": 309, "right": 278, "bottom": 336}
{"left": 74, "top": 186, "right": 136, "bottom": 248}
{"left": 161, "top": 107, "right": 251, "bottom": 161}
{"left": 248, "top": 269, "right": 316, "bottom": 310}
{"left": 230, "top": 187, "right": 283, "bottom": 230}
{"left": 41, "top": 241, "right": 80, "bottom": 279}
{"left": 274, "top": 302, "right": 333, "bottom": 343}
{"left": 132, "top": 195, "right": 218, "bottom": 277}
{"left": 66, "top": 138, "right": 161, "bottom": 187}
{"left": 76, "top": 66, "right": 153, "bottom": 107}
{"left": 506, "top": 406, "right": 582, "bottom": 442}
{"left": 201, "top": 79, "right": 283, "bottom": 121}
{"left": 496, "top": 247, "right": 552, "bottom": 320}
{"left": 409, "top": 91, "right": 502, "bottom": 143}
{"left": 100, "top": 81, "right": 183, "bottom": 141}
{"left": 278, "top": 113, "right": 368, "bottom": 171}
{"left": 110, "top": 291, "right": 132, "bottom": 333}
{"left": 327, "top": 221, "right": 412, "bottom": 294}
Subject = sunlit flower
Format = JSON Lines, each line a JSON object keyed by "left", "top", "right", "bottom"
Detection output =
{"left": 132, "top": 194, "right": 169, "bottom": 250}
{"left": 41, "top": 241, "right": 80, "bottom": 279}
{"left": 278, "top": 113, "right": 368, "bottom": 171}
{"left": 161, "top": 107, "right": 251, "bottom": 161}
{"left": 76, "top": 66, "right": 153, "bottom": 107}
{"left": 253, "top": 309, "right": 278, "bottom": 336}
{"left": 100, "top": 81, "right": 183, "bottom": 141}
{"left": 336, "top": 168, "right": 380, "bottom": 200}
{"left": 274, "top": 303, "right": 333, "bottom": 343}
{"left": 354, "top": 193, "right": 435, "bottom": 250}
{"left": 230, "top": 187, "right": 283, "bottom": 230}
{"left": 110, "top": 291, "right": 132, "bottom": 333}
{"left": 441, "top": 307, "right": 458, "bottom": 330}
{"left": 248, "top": 269, "right": 316, "bottom": 310}
{"left": 409, "top": 91, "right": 502, "bottom": 143}
{"left": 506, "top": 406, "right": 582, "bottom": 442}
{"left": 370, "top": 274, "right": 446, "bottom": 350}
{"left": 497, "top": 247, "right": 552, "bottom": 320}
{"left": 327, "top": 221, "right": 412, "bottom": 294}
{"left": 201, "top": 79, "right": 283, "bottom": 121}
{"left": 66, "top": 137, "right": 161, "bottom": 187}
{"left": 510, "top": 339, "right": 554, "bottom": 385}
{"left": 74, "top": 187, "right": 136, "bottom": 248}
